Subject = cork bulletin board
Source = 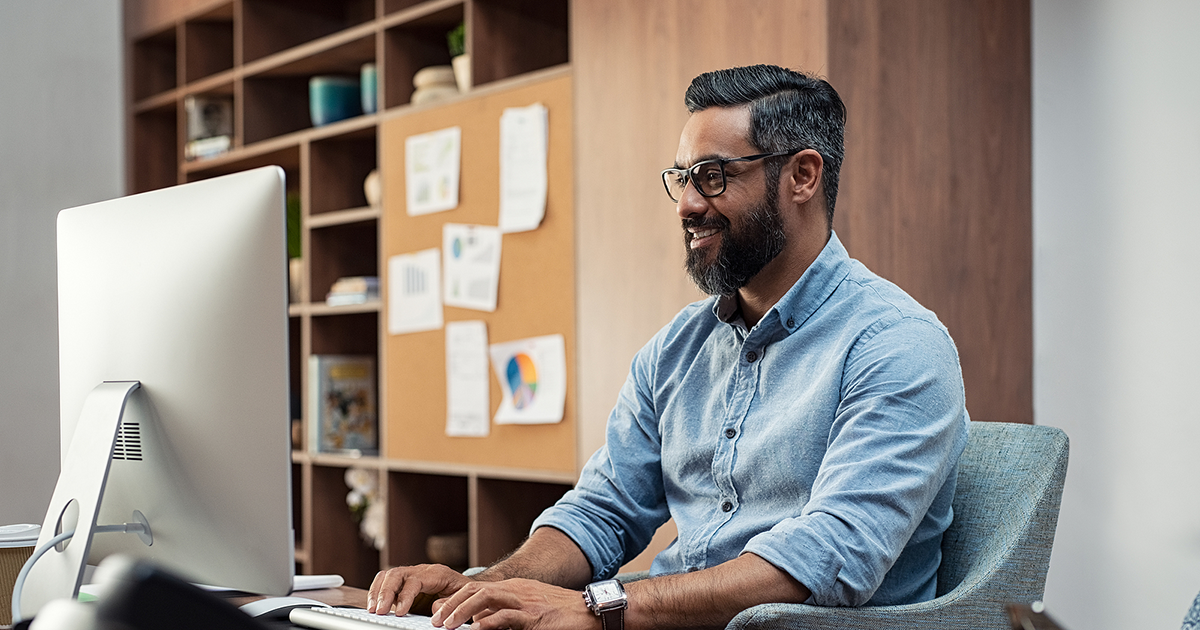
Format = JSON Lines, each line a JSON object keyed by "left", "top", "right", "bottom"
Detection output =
{"left": 380, "top": 72, "right": 575, "bottom": 473}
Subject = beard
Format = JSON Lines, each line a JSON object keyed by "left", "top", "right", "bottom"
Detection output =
{"left": 684, "top": 188, "right": 788, "bottom": 296}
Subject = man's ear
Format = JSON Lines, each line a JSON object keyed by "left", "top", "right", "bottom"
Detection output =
{"left": 786, "top": 149, "right": 823, "bottom": 206}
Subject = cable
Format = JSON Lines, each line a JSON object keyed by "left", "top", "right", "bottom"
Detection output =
{"left": 10, "top": 522, "right": 150, "bottom": 624}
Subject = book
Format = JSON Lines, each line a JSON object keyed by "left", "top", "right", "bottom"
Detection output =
{"left": 308, "top": 355, "right": 378, "bottom": 454}
{"left": 184, "top": 95, "right": 233, "bottom": 141}
{"left": 184, "top": 135, "right": 231, "bottom": 161}
{"left": 184, "top": 95, "right": 234, "bottom": 161}
{"left": 326, "top": 276, "right": 379, "bottom": 306}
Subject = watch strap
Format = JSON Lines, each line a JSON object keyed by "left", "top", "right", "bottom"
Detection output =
{"left": 599, "top": 606, "right": 624, "bottom": 630}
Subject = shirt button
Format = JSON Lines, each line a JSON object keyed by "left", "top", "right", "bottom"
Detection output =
{"left": 725, "top": 428, "right": 736, "bottom": 439}
{"left": 786, "top": 317, "right": 796, "bottom": 328}
{"left": 746, "top": 350, "right": 758, "bottom": 362}
{"left": 721, "top": 501, "right": 733, "bottom": 512}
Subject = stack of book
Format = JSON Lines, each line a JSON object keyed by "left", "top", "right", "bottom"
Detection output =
{"left": 326, "top": 276, "right": 379, "bottom": 306}
{"left": 184, "top": 95, "right": 233, "bottom": 161}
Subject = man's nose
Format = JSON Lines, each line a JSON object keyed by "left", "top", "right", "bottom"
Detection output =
{"left": 675, "top": 178, "right": 708, "bottom": 220}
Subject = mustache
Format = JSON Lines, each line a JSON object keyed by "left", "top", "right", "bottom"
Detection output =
{"left": 682, "top": 214, "right": 730, "bottom": 231}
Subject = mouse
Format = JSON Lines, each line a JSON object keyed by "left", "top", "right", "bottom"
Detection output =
{"left": 239, "top": 596, "right": 332, "bottom": 619}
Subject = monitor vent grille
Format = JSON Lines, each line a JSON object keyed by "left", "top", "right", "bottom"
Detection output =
{"left": 113, "top": 422, "right": 143, "bottom": 461}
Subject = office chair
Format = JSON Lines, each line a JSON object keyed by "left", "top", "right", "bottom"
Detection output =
{"left": 718, "top": 421, "right": 1069, "bottom": 630}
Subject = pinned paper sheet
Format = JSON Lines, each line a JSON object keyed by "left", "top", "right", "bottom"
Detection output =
{"left": 498, "top": 103, "right": 548, "bottom": 233}
{"left": 406, "top": 126, "right": 461, "bottom": 216}
{"left": 489, "top": 334, "right": 566, "bottom": 424}
{"left": 387, "top": 249, "right": 443, "bottom": 335}
{"left": 443, "top": 224, "right": 502, "bottom": 312}
{"left": 445, "top": 320, "right": 490, "bottom": 437}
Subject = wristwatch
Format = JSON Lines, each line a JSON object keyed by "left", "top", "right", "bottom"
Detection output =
{"left": 583, "top": 579, "right": 627, "bottom": 630}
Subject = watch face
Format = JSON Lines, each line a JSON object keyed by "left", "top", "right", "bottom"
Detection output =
{"left": 591, "top": 581, "right": 623, "bottom": 602}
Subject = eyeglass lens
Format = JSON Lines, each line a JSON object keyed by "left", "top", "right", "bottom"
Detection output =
{"left": 663, "top": 161, "right": 726, "bottom": 202}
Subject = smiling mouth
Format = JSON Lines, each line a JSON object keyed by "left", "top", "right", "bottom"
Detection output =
{"left": 688, "top": 226, "right": 721, "bottom": 249}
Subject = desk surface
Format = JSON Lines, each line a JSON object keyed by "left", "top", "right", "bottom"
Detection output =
{"left": 226, "top": 585, "right": 369, "bottom": 609}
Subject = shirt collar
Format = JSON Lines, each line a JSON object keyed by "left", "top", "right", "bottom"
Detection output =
{"left": 711, "top": 231, "right": 853, "bottom": 335}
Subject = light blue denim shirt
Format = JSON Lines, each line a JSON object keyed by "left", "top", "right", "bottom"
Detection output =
{"left": 533, "top": 233, "right": 968, "bottom": 606}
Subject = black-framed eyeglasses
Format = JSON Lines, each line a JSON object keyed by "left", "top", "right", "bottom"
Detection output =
{"left": 660, "top": 148, "right": 802, "bottom": 203}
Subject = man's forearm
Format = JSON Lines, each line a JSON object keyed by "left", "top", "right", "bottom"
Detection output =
{"left": 473, "top": 526, "right": 594, "bottom": 589}
{"left": 624, "top": 553, "right": 811, "bottom": 630}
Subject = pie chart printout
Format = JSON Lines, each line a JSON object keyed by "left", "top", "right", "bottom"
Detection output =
{"left": 506, "top": 352, "right": 538, "bottom": 410}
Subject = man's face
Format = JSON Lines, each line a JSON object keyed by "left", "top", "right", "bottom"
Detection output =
{"left": 673, "top": 107, "right": 787, "bottom": 296}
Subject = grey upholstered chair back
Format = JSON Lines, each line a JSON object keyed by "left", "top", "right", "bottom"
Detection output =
{"left": 726, "top": 421, "right": 1070, "bottom": 630}
{"left": 936, "top": 422, "right": 1069, "bottom": 601}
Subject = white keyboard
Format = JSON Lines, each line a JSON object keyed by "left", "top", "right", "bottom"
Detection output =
{"left": 289, "top": 607, "right": 441, "bottom": 630}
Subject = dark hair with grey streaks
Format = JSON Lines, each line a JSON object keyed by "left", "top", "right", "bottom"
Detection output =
{"left": 684, "top": 64, "right": 846, "bottom": 223}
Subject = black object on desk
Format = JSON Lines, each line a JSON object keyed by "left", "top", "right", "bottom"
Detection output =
{"left": 95, "top": 560, "right": 268, "bottom": 630}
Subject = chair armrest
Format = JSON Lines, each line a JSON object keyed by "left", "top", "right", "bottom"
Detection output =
{"left": 727, "top": 597, "right": 1009, "bottom": 630}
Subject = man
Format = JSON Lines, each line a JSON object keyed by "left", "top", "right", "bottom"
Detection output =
{"left": 368, "top": 64, "right": 969, "bottom": 630}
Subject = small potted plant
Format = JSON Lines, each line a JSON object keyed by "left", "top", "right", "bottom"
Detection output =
{"left": 448, "top": 22, "right": 469, "bottom": 93}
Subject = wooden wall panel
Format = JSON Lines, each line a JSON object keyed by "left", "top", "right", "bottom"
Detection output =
{"left": 828, "top": 0, "right": 1032, "bottom": 423}
{"left": 571, "top": 0, "right": 830, "bottom": 463}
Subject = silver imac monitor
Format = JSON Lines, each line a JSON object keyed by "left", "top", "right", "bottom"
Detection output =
{"left": 19, "top": 166, "right": 294, "bottom": 619}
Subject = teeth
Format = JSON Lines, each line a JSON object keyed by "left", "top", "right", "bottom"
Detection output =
{"left": 691, "top": 228, "right": 718, "bottom": 239}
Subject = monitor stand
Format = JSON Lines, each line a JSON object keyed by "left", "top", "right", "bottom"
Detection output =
{"left": 20, "top": 381, "right": 153, "bottom": 619}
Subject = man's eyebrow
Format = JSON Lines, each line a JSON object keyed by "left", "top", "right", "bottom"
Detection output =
{"left": 672, "top": 153, "right": 728, "bottom": 169}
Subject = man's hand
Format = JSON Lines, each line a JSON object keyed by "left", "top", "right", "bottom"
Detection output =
{"left": 367, "top": 564, "right": 474, "bottom": 616}
{"left": 429, "top": 578, "right": 599, "bottom": 630}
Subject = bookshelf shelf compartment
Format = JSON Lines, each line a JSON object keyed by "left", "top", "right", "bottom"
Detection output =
{"left": 241, "top": 0, "right": 376, "bottom": 65}
{"left": 310, "top": 133, "right": 378, "bottom": 216}
{"left": 132, "top": 106, "right": 179, "bottom": 194}
{"left": 382, "top": 3, "right": 464, "bottom": 109}
{"left": 475, "top": 478, "right": 572, "bottom": 566}
{"left": 310, "top": 463, "right": 383, "bottom": 588}
{"left": 309, "top": 221, "right": 378, "bottom": 303}
{"left": 132, "top": 25, "right": 178, "bottom": 101}
{"left": 183, "top": 4, "right": 235, "bottom": 83}
{"left": 387, "top": 472, "right": 469, "bottom": 568}
{"left": 311, "top": 311, "right": 379, "bottom": 358}
{"left": 470, "top": 0, "right": 568, "bottom": 88}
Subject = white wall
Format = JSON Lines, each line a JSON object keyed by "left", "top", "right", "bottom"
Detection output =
{"left": 0, "top": 1, "right": 123, "bottom": 525}
{"left": 1034, "top": 1, "right": 1200, "bottom": 628}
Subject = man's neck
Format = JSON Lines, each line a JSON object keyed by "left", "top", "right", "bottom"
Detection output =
{"left": 734, "top": 229, "right": 829, "bottom": 328}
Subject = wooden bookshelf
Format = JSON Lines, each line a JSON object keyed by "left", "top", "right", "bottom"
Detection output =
{"left": 125, "top": 0, "right": 575, "bottom": 589}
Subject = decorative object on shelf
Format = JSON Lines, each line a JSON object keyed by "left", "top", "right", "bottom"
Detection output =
{"left": 308, "top": 355, "right": 378, "bottom": 455}
{"left": 411, "top": 65, "right": 459, "bottom": 105}
{"left": 425, "top": 532, "right": 468, "bottom": 568}
{"left": 291, "top": 418, "right": 303, "bottom": 450}
{"left": 344, "top": 468, "right": 385, "bottom": 550}
{"left": 326, "top": 275, "right": 379, "bottom": 306}
{"left": 364, "top": 169, "right": 382, "bottom": 208}
{"left": 183, "top": 94, "right": 233, "bottom": 161}
{"left": 448, "top": 22, "right": 470, "bottom": 93}
{"left": 361, "top": 63, "right": 378, "bottom": 114}
{"left": 309, "top": 75, "right": 362, "bottom": 127}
